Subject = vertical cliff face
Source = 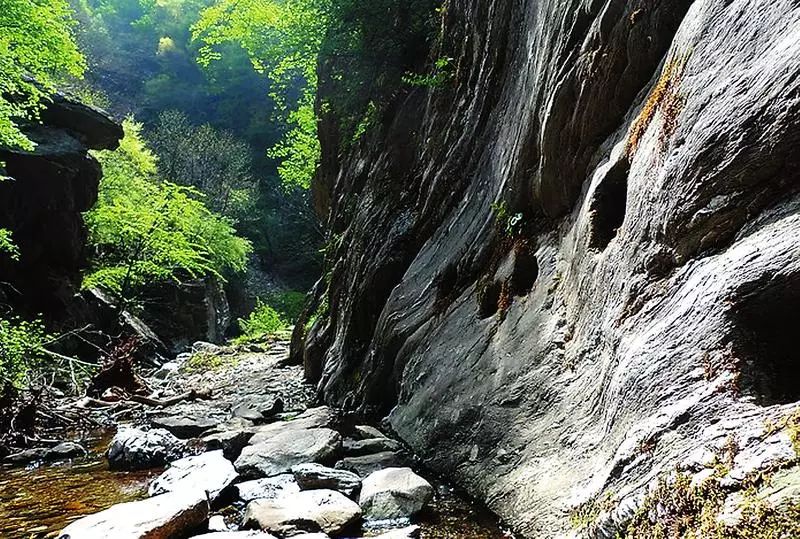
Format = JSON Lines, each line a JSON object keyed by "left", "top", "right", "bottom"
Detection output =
{"left": 0, "top": 94, "right": 123, "bottom": 324}
{"left": 300, "top": 0, "right": 800, "bottom": 536}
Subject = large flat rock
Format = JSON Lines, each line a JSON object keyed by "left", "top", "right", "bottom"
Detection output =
{"left": 148, "top": 450, "right": 238, "bottom": 499}
{"left": 249, "top": 407, "right": 336, "bottom": 445}
{"left": 57, "top": 491, "right": 207, "bottom": 539}
{"left": 235, "top": 428, "right": 341, "bottom": 479}
{"left": 234, "top": 475, "right": 301, "bottom": 503}
{"left": 243, "top": 489, "right": 361, "bottom": 536}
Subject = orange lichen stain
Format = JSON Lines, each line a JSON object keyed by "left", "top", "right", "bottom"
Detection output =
{"left": 626, "top": 51, "right": 691, "bottom": 159}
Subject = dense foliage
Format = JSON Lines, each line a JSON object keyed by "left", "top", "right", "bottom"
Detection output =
{"left": 236, "top": 300, "right": 287, "bottom": 343}
{"left": 0, "top": 0, "right": 86, "bottom": 149}
{"left": 70, "top": 0, "right": 323, "bottom": 287}
{"left": 84, "top": 119, "right": 252, "bottom": 306}
{"left": 0, "top": 317, "right": 48, "bottom": 388}
{"left": 193, "top": 0, "right": 442, "bottom": 189}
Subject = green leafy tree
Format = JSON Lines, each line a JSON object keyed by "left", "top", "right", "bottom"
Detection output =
{"left": 193, "top": 0, "right": 328, "bottom": 189}
{"left": 84, "top": 118, "right": 252, "bottom": 307}
{"left": 0, "top": 0, "right": 86, "bottom": 149}
{"left": 148, "top": 110, "right": 256, "bottom": 221}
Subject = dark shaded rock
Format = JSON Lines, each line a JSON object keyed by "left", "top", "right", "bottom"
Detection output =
{"left": 0, "top": 94, "right": 121, "bottom": 325}
{"left": 342, "top": 438, "right": 402, "bottom": 457}
{"left": 4, "top": 441, "right": 86, "bottom": 465}
{"left": 334, "top": 452, "right": 406, "bottom": 478}
{"left": 291, "top": 463, "right": 361, "bottom": 497}
{"left": 152, "top": 415, "right": 218, "bottom": 439}
{"left": 203, "top": 429, "right": 255, "bottom": 461}
{"left": 107, "top": 427, "right": 186, "bottom": 470}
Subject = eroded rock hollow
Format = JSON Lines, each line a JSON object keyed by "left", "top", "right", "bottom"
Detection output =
{"left": 296, "top": 0, "right": 800, "bottom": 536}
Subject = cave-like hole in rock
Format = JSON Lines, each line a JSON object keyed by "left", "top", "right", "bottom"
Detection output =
{"left": 588, "top": 159, "right": 630, "bottom": 251}
{"left": 436, "top": 262, "right": 459, "bottom": 300}
{"left": 478, "top": 280, "right": 502, "bottom": 319}
{"left": 734, "top": 274, "right": 800, "bottom": 406}
{"left": 510, "top": 250, "right": 539, "bottom": 297}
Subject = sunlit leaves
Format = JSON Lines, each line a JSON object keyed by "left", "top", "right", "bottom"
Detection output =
{"left": 0, "top": 0, "right": 85, "bottom": 149}
{"left": 84, "top": 119, "right": 252, "bottom": 304}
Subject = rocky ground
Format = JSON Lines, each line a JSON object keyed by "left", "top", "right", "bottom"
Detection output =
{"left": 1, "top": 340, "right": 511, "bottom": 539}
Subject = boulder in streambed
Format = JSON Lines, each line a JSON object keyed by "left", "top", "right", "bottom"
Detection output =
{"left": 107, "top": 426, "right": 186, "bottom": 470}
{"left": 291, "top": 463, "right": 361, "bottom": 497}
{"left": 152, "top": 415, "right": 219, "bottom": 439}
{"left": 243, "top": 489, "right": 361, "bottom": 536}
{"left": 234, "top": 474, "right": 301, "bottom": 502}
{"left": 334, "top": 451, "right": 407, "bottom": 478}
{"left": 203, "top": 428, "right": 255, "bottom": 461}
{"left": 247, "top": 406, "right": 336, "bottom": 445}
{"left": 359, "top": 468, "right": 433, "bottom": 520}
{"left": 148, "top": 450, "right": 237, "bottom": 499}
{"left": 235, "top": 428, "right": 341, "bottom": 479}
{"left": 352, "top": 425, "right": 387, "bottom": 440}
{"left": 57, "top": 491, "right": 207, "bottom": 539}
{"left": 342, "top": 438, "right": 402, "bottom": 457}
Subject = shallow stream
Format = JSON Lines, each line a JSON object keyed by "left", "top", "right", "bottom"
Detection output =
{"left": 0, "top": 430, "right": 512, "bottom": 539}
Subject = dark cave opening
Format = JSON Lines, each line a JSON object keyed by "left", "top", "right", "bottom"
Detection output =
{"left": 510, "top": 250, "right": 539, "bottom": 297}
{"left": 588, "top": 159, "right": 630, "bottom": 251}
{"left": 734, "top": 273, "right": 800, "bottom": 406}
{"left": 478, "top": 280, "right": 502, "bottom": 319}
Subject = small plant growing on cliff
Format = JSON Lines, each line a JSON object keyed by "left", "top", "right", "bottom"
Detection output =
{"left": 403, "top": 56, "right": 455, "bottom": 88}
{"left": 490, "top": 201, "right": 524, "bottom": 237}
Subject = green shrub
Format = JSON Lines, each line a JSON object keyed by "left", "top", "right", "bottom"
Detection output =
{"left": 236, "top": 300, "right": 287, "bottom": 343}
{"left": 0, "top": 317, "right": 48, "bottom": 388}
{"left": 267, "top": 290, "right": 307, "bottom": 323}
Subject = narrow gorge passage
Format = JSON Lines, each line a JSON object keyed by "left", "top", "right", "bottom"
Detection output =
{"left": 2, "top": 0, "right": 800, "bottom": 538}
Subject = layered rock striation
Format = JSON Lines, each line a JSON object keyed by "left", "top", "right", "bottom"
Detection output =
{"left": 297, "top": 0, "right": 800, "bottom": 536}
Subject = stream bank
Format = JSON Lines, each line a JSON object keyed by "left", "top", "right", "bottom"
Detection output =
{"left": 0, "top": 340, "right": 513, "bottom": 539}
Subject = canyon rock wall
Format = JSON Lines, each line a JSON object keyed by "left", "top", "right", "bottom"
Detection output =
{"left": 299, "top": 0, "right": 800, "bottom": 537}
{"left": 0, "top": 94, "right": 122, "bottom": 324}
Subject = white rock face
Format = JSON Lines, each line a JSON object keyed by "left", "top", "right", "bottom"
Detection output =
{"left": 359, "top": 467, "right": 433, "bottom": 520}
{"left": 235, "top": 428, "right": 342, "bottom": 479}
{"left": 234, "top": 474, "right": 301, "bottom": 502}
{"left": 148, "top": 450, "right": 238, "bottom": 499}
{"left": 243, "top": 489, "right": 361, "bottom": 536}
{"left": 57, "top": 491, "right": 207, "bottom": 539}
